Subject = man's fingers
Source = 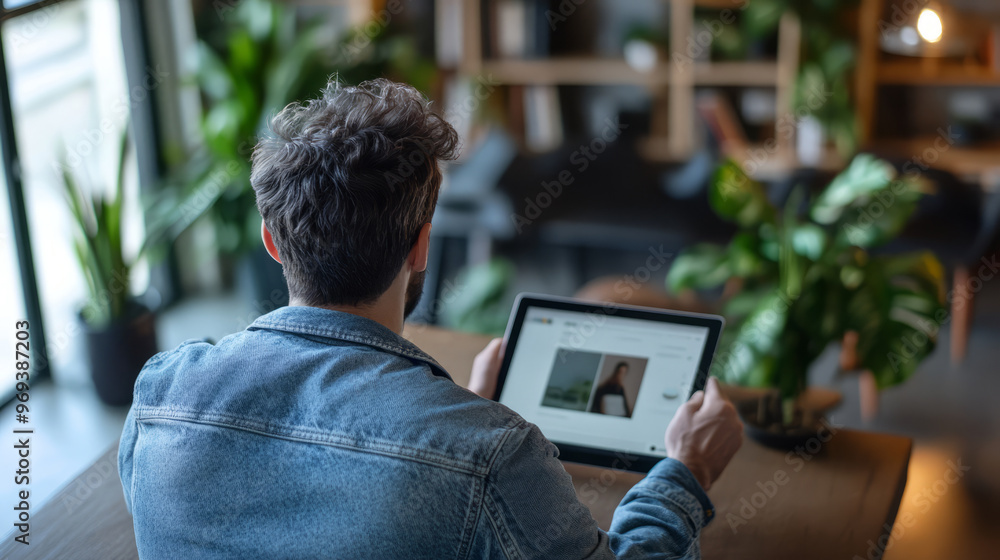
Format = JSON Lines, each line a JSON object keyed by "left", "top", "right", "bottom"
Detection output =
{"left": 487, "top": 338, "right": 503, "bottom": 360}
{"left": 476, "top": 338, "right": 502, "bottom": 363}
{"left": 470, "top": 338, "right": 505, "bottom": 399}
{"left": 686, "top": 390, "right": 705, "bottom": 411}
{"left": 705, "top": 377, "right": 722, "bottom": 398}
{"left": 704, "top": 377, "right": 729, "bottom": 407}
{"left": 702, "top": 377, "right": 737, "bottom": 415}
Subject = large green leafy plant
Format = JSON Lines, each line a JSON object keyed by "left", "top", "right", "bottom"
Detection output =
{"left": 667, "top": 155, "right": 946, "bottom": 400}
{"left": 162, "top": 0, "right": 335, "bottom": 256}
{"left": 163, "top": 0, "right": 437, "bottom": 256}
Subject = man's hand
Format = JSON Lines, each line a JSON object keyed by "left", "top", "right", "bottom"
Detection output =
{"left": 469, "top": 338, "right": 504, "bottom": 399}
{"left": 664, "top": 377, "right": 743, "bottom": 491}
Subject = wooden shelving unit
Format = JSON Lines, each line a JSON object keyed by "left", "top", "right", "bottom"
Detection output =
{"left": 854, "top": 0, "right": 1000, "bottom": 190}
{"left": 856, "top": 0, "right": 1000, "bottom": 141}
{"left": 876, "top": 61, "right": 1000, "bottom": 86}
{"left": 441, "top": 0, "right": 802, "bottom": 162}
{"left": 479, "top": 58, "right": 781, "bottom": 87}
{"left": 481, "top": 58, "right": 673, "bottom": 86}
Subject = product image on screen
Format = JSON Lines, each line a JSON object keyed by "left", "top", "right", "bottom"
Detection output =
{"left": 499, "top": 306, "right": 710, "bottom": 457}
{"left": 540, "top": 350, "right": 648, "bottom": 418}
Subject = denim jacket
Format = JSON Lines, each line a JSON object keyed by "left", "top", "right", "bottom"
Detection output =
{"left": 119, "top": 306, "right": 715, "bottom": 559}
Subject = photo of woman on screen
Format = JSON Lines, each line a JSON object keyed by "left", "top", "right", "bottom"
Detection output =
{"left": 590, "top": 361, "right": 633, "bottom": 418}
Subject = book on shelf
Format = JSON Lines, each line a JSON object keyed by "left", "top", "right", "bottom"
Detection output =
{"left": 490, "top": 0, "right": 550, "bottom": 59}
{"left": 496, "top": 0, "right": 528, "bottom": 58}
{"left": 435, "top": 0, "right": 463, "bottom": 67}
{"left": 523, "top": 84, "right": 563, "bottom": 152}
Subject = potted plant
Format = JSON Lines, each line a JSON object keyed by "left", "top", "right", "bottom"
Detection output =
{"left": 165, "top": 0, "right": 437, "bottom": 304}
{"left": 742, "top": 0, "right": 860, "bottom": 155}
{"left": 61, "top": 130, "right": 157, "bottom": 406}
{"left": 667, "top": 155, "right": 946, "bottom": 444}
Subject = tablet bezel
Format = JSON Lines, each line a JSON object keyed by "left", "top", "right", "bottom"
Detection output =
{"left": 494, "top": 293, "right": 725, "bottom": 473}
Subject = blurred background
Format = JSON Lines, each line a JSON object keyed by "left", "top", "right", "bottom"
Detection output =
{"left": 1, "top": 0, "right": 1000, "bottom": 557}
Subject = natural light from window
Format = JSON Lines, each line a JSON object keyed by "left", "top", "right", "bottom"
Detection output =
{"left": 1, "top": 0, "right": 146, "bottom": 384}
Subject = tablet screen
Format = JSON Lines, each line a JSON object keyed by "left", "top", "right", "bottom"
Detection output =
{"left": 498, "top": 305, "right": 711, "bottom": 458}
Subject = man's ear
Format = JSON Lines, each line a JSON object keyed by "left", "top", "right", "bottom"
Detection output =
{"left": 261, "top": 221, "right": 282, "bottom": 264}
{"left": 408, "top": 223, "right": 433, "bottom": 273}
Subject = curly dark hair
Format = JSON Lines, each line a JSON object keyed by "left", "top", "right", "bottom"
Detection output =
{"left": 251, "top": 78, "right": 459, "bottom": 307}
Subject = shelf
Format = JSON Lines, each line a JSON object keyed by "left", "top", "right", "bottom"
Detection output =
{"left": 695, "top": 61, "right": 780, "bottom": 86}
{"left": 693, "top": 0, "right": 745, "bottom": 6}
{"left": 480, "top": 58, "right": 780, "bottom": 87}
{"left": 641, "top": 137, "right": 845, "bottom": 181}
{"left": 445, "top": 1, "right": 800, "bottom": 163}
{"left": 868, "top": 137, "right": 1000, "bottom": 186}
{"left": 877, "top": 62, "right": 1000, "bottom": 85}
{"left": 482, "top": 58, "right": 670, "bottom": 86}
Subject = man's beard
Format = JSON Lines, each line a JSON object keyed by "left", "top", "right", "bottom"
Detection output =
{"left": 403, "top": 269, "right": 426, "bottom": 320}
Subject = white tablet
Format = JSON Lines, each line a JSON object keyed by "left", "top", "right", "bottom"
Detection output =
{"left": 494, "top": 293, "right": 725, "bottom": 472}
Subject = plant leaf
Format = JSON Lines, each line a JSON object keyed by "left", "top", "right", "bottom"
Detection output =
{"left": 713, "top": 290, "right": 791, "bottom": 388}
{"left": 743, "top": 0, "right": 789, "bottom": 38}
{"left": 666, "top": 244, "right": 732, "bottom": 293}
{"left": 709, "top": 160, "right": 776, "bottom": 228}
{"left": 811, "top": 154, "right": 896, "bottom": 224}
{"left": 194, "top": 42, "right": 234, "bottom": 102}
{"left": 848, "top": 252, "right": 946, "bottom": 389}
{"left": 261, "top": 23, "right": 326, "bottom": 119}
{"left": 440, "top": 259, "right": 515, "bottom": 335}
{"left": 834, "top": 174, "right": 922, "bottom": 248}
{"left": 727, "top": 232, "right": 768, "bottom": 278}
{"left": 791, "top": 223, "right": 826, "bottom": 260}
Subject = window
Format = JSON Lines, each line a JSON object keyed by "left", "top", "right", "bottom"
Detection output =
{"left": 0, "top": 166, "right": 26, "bottom": 401}
{"left": 1, "top": 0, "right": 145, "bottom": 385}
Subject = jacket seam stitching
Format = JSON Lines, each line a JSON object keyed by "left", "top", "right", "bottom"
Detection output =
{"left": 131, "top": 421, "right": 141, "bottom": 504}
{"left": 484, "top": 420, "right": 521, "bottom": 473}
{"left": 456, "top": 475, "right": 484, "bottom": 560}
{"left": 133, "top": 405, "right": 465, "bottom": 461}
{"left": 250, "top": 319, "right": 441, "bottom": 366}
{"left": 670, "top": 497, "right": 701, "bottom": 535}
{"left": 480, "top": 422, "right": 527, "bottom": 560}
{"left": 483, "top": 489, "right": 521, "bottom": 560}
{"left": 135, "top": 415, "right": 487, "bottom": 477}
{"left": 131, "top": 374, "right": 141, "bottom": 504}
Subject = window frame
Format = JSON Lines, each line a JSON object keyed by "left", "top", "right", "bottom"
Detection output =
{"left": 0, "top": 0, "right": 164, "bottom": 404}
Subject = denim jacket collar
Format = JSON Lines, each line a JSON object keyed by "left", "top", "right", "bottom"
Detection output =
{"left": 247, "top": 305, "right": 452, "bottom": 381}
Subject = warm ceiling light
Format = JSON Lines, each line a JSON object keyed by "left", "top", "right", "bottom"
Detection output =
{"left": 917, "top": 9, "right": 943, "bottom": 43}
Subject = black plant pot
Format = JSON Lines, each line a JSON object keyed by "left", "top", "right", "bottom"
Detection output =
{"left": 83, "top": 304, "right": 158, "bottom": 406}
{"left": 726, "top": 386, "right": 842, "bottom": 451}
{"left": 743, "top": 420, "right": 821, "bottom": 450}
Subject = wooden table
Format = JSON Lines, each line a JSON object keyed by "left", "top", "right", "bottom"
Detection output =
{"left": 0, "top": 325, "right": 911, "bottom": 559}
{"left": 406, "top": 326, "right": 913, "bottom": 560}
